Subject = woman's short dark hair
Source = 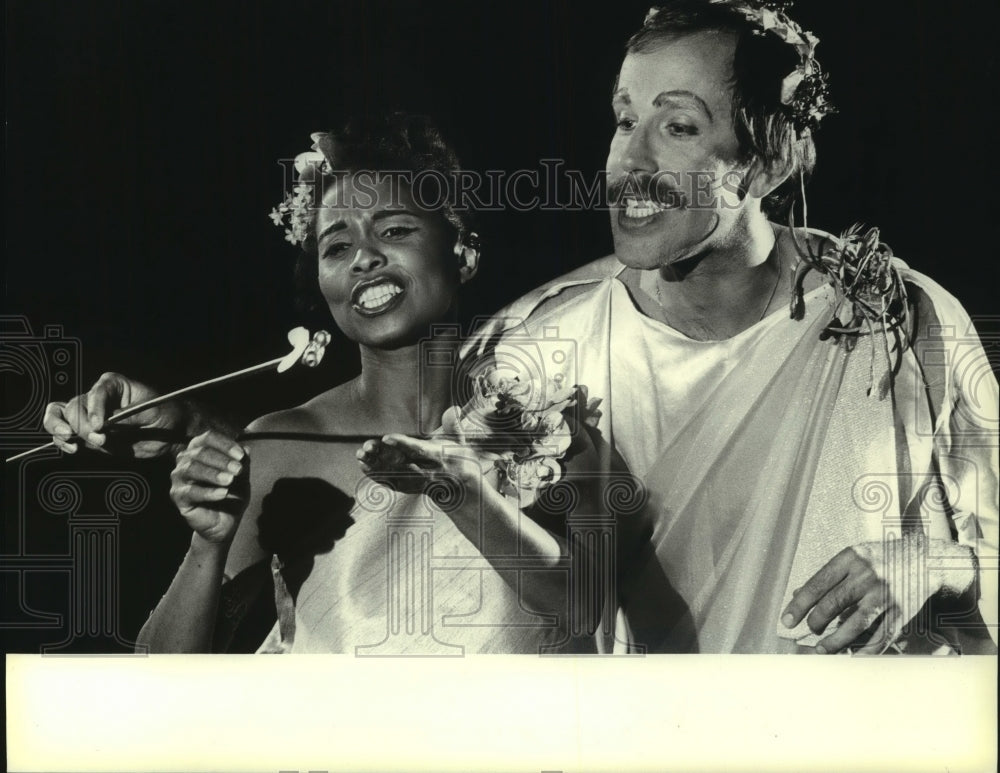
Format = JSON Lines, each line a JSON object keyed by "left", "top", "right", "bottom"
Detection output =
{"left": 627, "top": 0, "right": 817, "bottom": 217}
{"left": 293, "top": 112, "right": 473, "bottom": 321}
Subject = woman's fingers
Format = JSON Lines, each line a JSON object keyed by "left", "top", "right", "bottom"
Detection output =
{"left": 170, "top": 479, "right": 232, "bottom": 509}
{"left": 381, "top": 434, "right": 442, "bottom": 465}
{"left": 175, "top": 436, "right": 244, "bottom": 484}
{"left": 44, "top": 401, "right": 80, "bottom": 452}
{"left": 43, "top": 401, "right": 73, "bottom": 439}
{"left": 85, "top": 372, "right": 129, "bottom": 432}
{"left": 62, "top": 397, "right": 107, "bottom": 450}
{"left": 355, "top": 439, "right": 380, "bottom": 463}
{"left": 169, "top": 433, "right": 248, "bottom": 542}
{"left": 178, "top": 456, "right": 240, "bottom": 487}
{"left": 52, "top": 437, "right": 79, "bottom": 454}
{"left": 188, "top": 431, "right": 246, "bottom": 462}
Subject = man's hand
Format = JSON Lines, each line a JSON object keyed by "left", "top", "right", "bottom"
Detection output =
{"left": 43, "top": 372, "right": 186, "bottom": 458}
{"left": 781, "top": 534, "right": 976, "bottom": 654}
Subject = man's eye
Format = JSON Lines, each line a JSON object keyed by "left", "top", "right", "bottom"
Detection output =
{"left": 667, "top": 123, "right": 699, "bottom": 137}
{"left": 322, "top": 242, "right": 351, "bottom": 259}
{"left": 381, "top": 226, "right": 416, "bottom": 239}
{"left": 616, "top": 117, "right": 637, "bottom": 131}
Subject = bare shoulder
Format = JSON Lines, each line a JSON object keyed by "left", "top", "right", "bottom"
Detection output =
{"left": 245, "top": 379, "right": 361, "bottom": 438}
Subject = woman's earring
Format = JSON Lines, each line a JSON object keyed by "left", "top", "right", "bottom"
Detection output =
{"left": 454, "top": 231, "right": 481, "bottom": 265}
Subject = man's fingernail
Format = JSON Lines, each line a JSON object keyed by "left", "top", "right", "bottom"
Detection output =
{"left": 815, "top": 645, "right": 827, "bottom": 655}
{"left": 228, "top": 446, "right": 245, "bottom": 461}
{"left": 227, "top": 460, "right": 242, "bottom": 475}
{"left": 381, "top": 436, "right": 397, "bottom": 446}
{"left": 87, "top": 432, "right": 105, "bottom": 446}
{"left": 218, "top": 472, "right": 234, "bottom": 486}
{"left": 781, "top": 613, "right": 794, "bottom": 628}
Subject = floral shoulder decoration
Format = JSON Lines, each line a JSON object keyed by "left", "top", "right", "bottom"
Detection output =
{"left": 646, "top": 1, "right": 836, "bottom": 137}
{"left": 441, "top": 367, "right": 603, "bottom": 508}
{"left": 788, "top": 220, "right": 912, "bottom": 397}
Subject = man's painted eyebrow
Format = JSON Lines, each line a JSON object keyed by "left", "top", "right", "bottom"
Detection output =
{"left": 317, "top": 207, "right": 421, "bottom": 241}
{"left": 611, "top": 88, "right": 713, "bottom": 122}
{"left": 654, "top": 90, "right": 713, "bottom": 121}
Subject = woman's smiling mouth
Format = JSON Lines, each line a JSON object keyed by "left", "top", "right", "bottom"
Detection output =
{"left": 351, "top": 277, "right": 406, "bottom": 316}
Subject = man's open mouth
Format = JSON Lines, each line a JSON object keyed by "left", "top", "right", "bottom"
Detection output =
{"left": 351, "top": 277, "right": 406, "bottom": 316}
{"left": 617, "top": 197, "right": 669, "bottom": 229}
{"left": 623, "top": 197, "right": 668, "bottom": 218}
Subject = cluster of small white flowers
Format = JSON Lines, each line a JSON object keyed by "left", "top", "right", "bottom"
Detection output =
{"left": 269, "top": 183, "right": 315, "bottom": 246}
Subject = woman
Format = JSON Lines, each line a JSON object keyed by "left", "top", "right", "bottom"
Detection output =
{"left": 44, "top": 113, "right": 624, "bottom": 654}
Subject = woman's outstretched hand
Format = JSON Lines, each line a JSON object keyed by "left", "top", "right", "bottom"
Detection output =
{"left": 43, "top": 372, "right": 186, "bottom": 458}
{"left": 356, "top": 434, "right": 495, "bottom": 496}
{"left": 170, "top": 431, "right": 249, "bottom": 545}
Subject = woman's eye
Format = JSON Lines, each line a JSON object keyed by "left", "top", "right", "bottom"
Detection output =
{"left": 322, "top": 242, "right": 351, "bottom": 259}
{"left": 381, "top": 225, "right": 417, "bottom": 239}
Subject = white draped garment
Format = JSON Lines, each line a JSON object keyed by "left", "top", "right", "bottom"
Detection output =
{"left": 474, "top": 255, "right": 998, "bottom": 654}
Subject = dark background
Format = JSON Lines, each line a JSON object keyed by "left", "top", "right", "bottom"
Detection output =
{"left": 3, "top": 0, "right": 998, "bottom": 651}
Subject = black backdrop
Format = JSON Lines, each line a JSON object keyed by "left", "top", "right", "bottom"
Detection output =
{"left": 4, "top": 0, "right": 998, "bottom": 651}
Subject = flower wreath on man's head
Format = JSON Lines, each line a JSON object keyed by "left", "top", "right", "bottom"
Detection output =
{"left": 645, "top": 0, "right": 836, "bottom": 138}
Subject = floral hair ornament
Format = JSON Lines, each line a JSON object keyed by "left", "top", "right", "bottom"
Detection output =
{"left": 645, "top": 1, "right": 836, "bottom": 137}
{"left": 269, "top": 132, "right": 341, "bottom": 246}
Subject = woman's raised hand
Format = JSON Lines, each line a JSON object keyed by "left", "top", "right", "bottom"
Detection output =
{"left": 170, "top": 431, "right": 249, "bottom": 544}
{"left": 43, "top": 372, "right": 186, "bottom": 458}
{"left": 356, "top": 434, "right": 494, "bottom": 495}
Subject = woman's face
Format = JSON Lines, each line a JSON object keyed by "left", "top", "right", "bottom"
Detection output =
{"left": 315, "top": 174, "right": 462, "bottom": 349}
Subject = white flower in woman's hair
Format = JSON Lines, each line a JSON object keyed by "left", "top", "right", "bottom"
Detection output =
{"left": 270, "top": 183, "right": 315, "bottom": 247}
{"left": 293, "top": 150, "right": 327, "bottom": 178}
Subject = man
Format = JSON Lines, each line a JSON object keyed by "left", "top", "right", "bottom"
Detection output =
{"left": 470, "top": 0, "right": 998, "bottom": 653}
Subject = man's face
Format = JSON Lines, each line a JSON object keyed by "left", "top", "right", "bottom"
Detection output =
{"left": 607, "top": 31, "right": 748, "bottom": 270}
